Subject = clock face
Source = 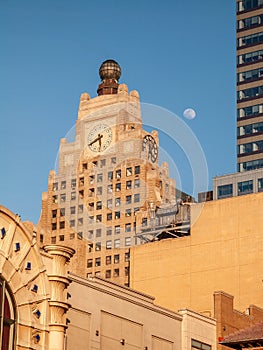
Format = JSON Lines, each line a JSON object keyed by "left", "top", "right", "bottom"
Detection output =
{"left": 142, "top": 135, "right": 158, "bottom": 163}
{"left": 87, "top": 124, "right": 112, "bottom": 152}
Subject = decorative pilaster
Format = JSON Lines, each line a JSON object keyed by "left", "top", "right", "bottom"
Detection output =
{"left": 44, "top": 245, "right": 75, "bottom": 350}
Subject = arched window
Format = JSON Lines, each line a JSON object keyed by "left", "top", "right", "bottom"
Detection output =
{"left": 0, "top": 278, "right": 16, "bottom": 350}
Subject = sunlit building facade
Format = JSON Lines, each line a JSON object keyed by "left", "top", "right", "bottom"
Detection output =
{"left": 236, "top": 0, "right": 263, "bottom": 171}
{"left": 38, "top": 60, "right": 177, "bottom": 285}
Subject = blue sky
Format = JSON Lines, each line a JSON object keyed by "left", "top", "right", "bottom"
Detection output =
{"left": 0, "top": 0, "right": 236, "bottom": 223}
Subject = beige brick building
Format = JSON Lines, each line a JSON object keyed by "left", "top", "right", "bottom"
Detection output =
{"left": 38, "top": 60, "right": 176, "bottom": 285}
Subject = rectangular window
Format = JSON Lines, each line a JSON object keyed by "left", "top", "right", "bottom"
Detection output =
{"left": 100, "top": 159, "right": 106, "bottom": 167}
{"left": 115, "top": 197, "right": 121, "bottom": 207}
{"left": 115, "top": 225, "right": 120, "bottom": 235}
{"left": 114, "top": 268, "right": 119, "bottom": 277}
{"left": 125, "top": 237, "right": 131, "bottom": 246}
{"left": 126, "top": 167, "right": 132, "bottom": 176}
{"left": 70, "top": 233, "right": 75, "bottom": 239}
{"left": 88, "top": 230, "right": 93, "bottom": 238}
{"left": 78, "top": 231, "right": 83, "bottom": 239}
{"left": 97, "top": 186, "right": 102, "bottom": 195}
{"left": 106, "top": 227, "right": 112, "bottom": 235}
{"left": 111, "top": 157, "right": 116, "bottom": 164}
{"left": 237, "top": 104, "right": 263, "bottom": 119}
{"left": 108, "top": 171, "right": 113, "bottom": 180}
{"left": 60, "top": 194, "right": 66, "bottom": 203}
{"left": 78, "top": 218, "right": 83, "bottom": 226}
{"left": 115, "top": 211, "right": 120, "bottom": 219}
{"left": 105, "top": 270, "right": 111, "bottom": 278}
{"left": 258, "top": 178, "right": 263, "bottom": 191}
{"left": 60, "top": 208, "right": 65, "bottom": 216}
{"left": 125, "top": 266, "right": 129, "bottom": 276}
{"left": 125, "top": 252, "right": 130, "bottom": 262}
{"left": 107, "top": 213, "right": 112, "bottom": 221}
{"left": 126, "top": 195, "right": 132, "bottom": 204}
{"left": 59, "top": 221, "right": 65, "bottom": 229}
{"left": 191, "top": 339, "right": 211, "bottom": 350}
{"left": 96, "top": 215, "right": 102, "bottom": 222}
{"left": 134, "top": 179, "right": 140, "bottom": 188}
{"left": 108, "top": 184, "right": 113, "bottom": 193}
{"left": 126, "top": 180, "right": 132, "bottom": 189}
{"left": 116, "top": 183, "right": 121, "bottom": 191}
{"left": 52, "top": 195, "right": 58, "bottom": 204}
{"left": 106, "top": 255, "right": 112, "bottom": 265}
{"left": 107, "top": 199, "right": 112, "bottom": 208}
{"left": 135, "top": 165, "right": 140, "bottom": 174}
{"left": 238, "top": 49, "right": 263, "bottom": 65}
{"left": 238, "top": 32, "right": 263, "bottom": 48}
{"left": 96, "top": 201, "right": 102, "bottom": 210}
{"left": 97, "top": 173, "right": 103, "bottom": 182}
{"left": 95, "top": 257, "right": 101, "bottom": 267}
{"left": 239, "top": 159, "right": 263, "bottom": 171}
{"left": 52, "top": 209, "right": 57, "bottom": 218}
{"left": 114, "top": 254, "right": 120, "bottom": 264}
{"left": 114, "top": 239, "right": 120, "bottom": 248}
{"left": 237, "top": 85, "right": 263, "bottom": 101}
{"left": 125, "top": 223, "right": 131, "bottom": 232}
{"left": 59, "top": 234, "right": 64, "bottom": 241}
{"left": 78, "top": 204, "right": 83, "bottom": 213}
{"left": 106, "top": 240, "right": 112, "bottom": 249}
{"left": 51, "top": 236, "right": 56, "bottom": 244}
{"left": 71, "top": 178, "right": 76, "bottom": 189}
{"left": 61, "top": 181, "right": 66, "bottom": 190}
{"left": 134, "top": 193, "right": 140, "bottom": 203}
{"left": 52, "top": 223, "right": 57, "bottom": 230}
{"left": 238, "top": 180, "right": 253, "bottom": 195}
{"left": 96, "top": 229, "right": 102, "bottom": 237}
{"left": 71, "top": 192, "right": 76, "bottom": 200}
{"left": 217, "top": 184, "right": 233, "bottom": 199}
{"left": 79, "top": 177, "right": 84, "bottom": 186}
{"left": 53, "top": 182, "right": 58, "bottom": 191}
{"left": 116, "top": 169, "right": 121, "bottom": 179}
{"left": 95, "top": 242, "right": 101, "bottom": 251}
{"left": 142, "top": 218, "right": 147, "bottom": 227}
{"left": 70, "top": 206, "right": 75, "bottom": 215}
{"left": 87, "top": 259, "right": 93, "bottom": 268}
{"left": 70, "top": 220, "right": 75, "bottom": 227}
{"left": 125, "top": 209, "right": 132, "bottom": 217}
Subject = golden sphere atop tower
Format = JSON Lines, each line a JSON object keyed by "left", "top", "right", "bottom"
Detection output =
{"left": 99, "top": 59, "right": 121, "bottom": 82}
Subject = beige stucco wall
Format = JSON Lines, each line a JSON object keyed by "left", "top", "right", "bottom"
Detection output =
{"left": 130, "top": 192, "right": 263, "bottom": 315}
{"left": 179, "top": 309, "right": 216, "bottom": 350}
{"left": 67, "top": 274, "right": 217, "bottom": 350}
{"left": 67, "top": 274, "right": 183, "bottom": 350}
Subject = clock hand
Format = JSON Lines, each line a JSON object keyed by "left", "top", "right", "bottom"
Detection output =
{"left": 98, "top": 134, "right": 102, "bottom": 151}
{"left": 88, "top": 133, "right": 103, "bottom": 146}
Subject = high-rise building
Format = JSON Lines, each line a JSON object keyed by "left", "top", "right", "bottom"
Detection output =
{"left": 236, "top": 0, "right": 263, "bottom": 171}
{"left": 38, "top": 60, "right": 177, "bottom": 285}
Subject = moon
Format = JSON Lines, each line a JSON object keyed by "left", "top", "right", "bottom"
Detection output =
{"left": 183, "top": 108, "right": 196, "bottom": 120}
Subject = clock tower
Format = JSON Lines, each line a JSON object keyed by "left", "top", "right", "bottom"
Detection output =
{"left": 38, "top": 60, "right": 176, "bottom": 285}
